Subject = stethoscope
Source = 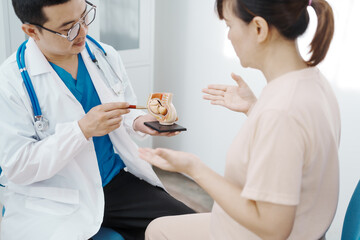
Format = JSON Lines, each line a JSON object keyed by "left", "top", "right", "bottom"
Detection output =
{"left": 16, "top": 35, "right": 123, "bottom": 132}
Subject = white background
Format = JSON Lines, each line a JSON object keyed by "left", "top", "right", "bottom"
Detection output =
{"left": 0, "top": 0, "right": 359, "bottom": 239}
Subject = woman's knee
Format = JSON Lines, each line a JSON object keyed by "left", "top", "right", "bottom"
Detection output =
{"left": 145, "top": 217, "right": 169, "bottom": 240}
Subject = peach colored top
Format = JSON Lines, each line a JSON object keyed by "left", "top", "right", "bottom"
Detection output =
{"left": 210, "top": 68, "right": 340, "bottom": 240}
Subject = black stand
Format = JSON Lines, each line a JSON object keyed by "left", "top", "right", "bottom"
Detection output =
{"left": 144, "top": 121, "right": 187, "bottom": 132}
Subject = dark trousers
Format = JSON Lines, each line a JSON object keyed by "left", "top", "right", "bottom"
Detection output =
{"left": 100, "top": 169, "right": 195, "bottom": 240}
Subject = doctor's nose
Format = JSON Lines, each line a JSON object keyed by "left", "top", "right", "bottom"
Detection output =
{"left": 77, "top": 23, "right": 88, "bottom": 39}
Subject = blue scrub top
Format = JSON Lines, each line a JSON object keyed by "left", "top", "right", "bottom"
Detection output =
{"left": 49, "top": 54, "right": 125, "bottom": 186}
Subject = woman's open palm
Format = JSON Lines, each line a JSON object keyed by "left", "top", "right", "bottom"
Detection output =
{"left": 139, "top": 148, "right": 201, "bottom": 176}
{"left": 202, "top": 73, "right": 257, "bottom": 115}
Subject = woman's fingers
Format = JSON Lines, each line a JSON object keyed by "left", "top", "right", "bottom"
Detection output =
{"left": 155, "top": 148, "right": 174, "bottom": 160}
{"left": 203, "top": 94, "right": 223, "bottom": 101}
{"left": 210, "top": 100, "right": 225, "bottom": 106}
{"left": 231, "top": 73, "right": 246, "bottom": 87}
{"left": 139, "top": 148, "right": 157, "bottom": 162}
{"left": 203, "top": 91, "right": 226, "bottom": 107}
{"left": 202, "top": 88, "right": 225, "bottom": 96}
{"left": 206, "top": 84, "right": 228, "bottom": 91}
{"left": 139, "top": 147, "right": 152, "bottom": 155}
{"left": 139, "top": 148, "right": 174, "bottom": 171}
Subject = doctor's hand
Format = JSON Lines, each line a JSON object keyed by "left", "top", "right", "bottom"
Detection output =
{"left": 202, "top": 73, "right": 257, "bottom": 116}
{"left": 78, "top": 102, "right": 130, "bottom": 139}
{"left": 139, "top": 148, "right": 203, "bottom": 177}
{"left": 133, "top": 114, "right": 180, "bottom": 137}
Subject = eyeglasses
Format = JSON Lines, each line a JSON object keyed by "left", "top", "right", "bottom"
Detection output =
{"left": 29, "top": 1, "right": 96, "bottom": 42}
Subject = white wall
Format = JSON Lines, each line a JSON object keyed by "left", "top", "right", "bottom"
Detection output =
{"left": 154, "top": 1, "right": 360, "bottom": 239}
{"left": 0, "top": 1, "right": 7, "bottom": 63}
{"left": 0, "top": 0, "right": 26, "bottom": 58}
{"left": 0, "top": 0, "right": 4, "bottom": 233}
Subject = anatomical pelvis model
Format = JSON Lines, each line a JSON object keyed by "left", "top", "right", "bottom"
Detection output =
{"left": 147, "top": 93, "right": 178, "bottom": 125}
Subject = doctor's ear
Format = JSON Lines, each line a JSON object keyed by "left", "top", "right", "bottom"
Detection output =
{"left": 22, "top": 24, "right": 41, "bottom": 41}
{"left": 250, "top": 16, "right": 269, "bottom": 43}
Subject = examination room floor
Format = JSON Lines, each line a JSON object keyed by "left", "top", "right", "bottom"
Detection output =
{"left": 154, "top": 167, "right": 214, "bottom": 213}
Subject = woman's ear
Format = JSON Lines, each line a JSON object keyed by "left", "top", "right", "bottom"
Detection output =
{"left": 251, "top": 16, "right": 269, "bottom": 43}
{"left": 22, "top": 24, "right": 40, "bottom": 40}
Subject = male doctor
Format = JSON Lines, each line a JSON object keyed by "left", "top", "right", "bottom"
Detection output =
{"left": 0, "top": 0, "right": 194, "bottom": 239}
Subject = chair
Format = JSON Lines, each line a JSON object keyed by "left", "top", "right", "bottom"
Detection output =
{"left": 92, "top": 227, "right": 125, "bottom": 240}
{"left": 341, "top": 180, "right": 360, "bottom": 240}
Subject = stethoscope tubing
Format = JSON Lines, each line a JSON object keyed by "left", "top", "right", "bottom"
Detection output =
{"left": 86, "top": 35, "right": 107, "bottom": 57}
{"left": 17, "top": 35, "right": 108, "bottom": 131}
{"left": 16, "top": 40, "right": 42, "bottom": 118}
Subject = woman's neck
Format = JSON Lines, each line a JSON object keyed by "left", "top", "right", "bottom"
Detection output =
{"left": 260, "top": 39, "right": 308, "bottom": 83}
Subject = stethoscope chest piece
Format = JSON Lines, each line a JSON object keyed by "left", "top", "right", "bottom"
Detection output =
{"left": 34, "top": 116, "right": 49, "bottom": 131}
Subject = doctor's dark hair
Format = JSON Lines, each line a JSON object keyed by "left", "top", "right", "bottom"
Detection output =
{"left": 12, "top": 0, "right": 71, "bottom": 25}
{"left": 216, "top": 0, "right": 334, "bottom": 66}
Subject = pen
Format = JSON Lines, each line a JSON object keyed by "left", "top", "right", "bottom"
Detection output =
{"left": 128, "top": 105, "right": 147, "bottom": 109}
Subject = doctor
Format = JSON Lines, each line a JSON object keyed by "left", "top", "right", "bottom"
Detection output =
{"left": 0, "top": 0, "right": 194, "bottom": 240}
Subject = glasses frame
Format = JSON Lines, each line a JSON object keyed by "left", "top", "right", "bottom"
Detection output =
{"left": 28, "top": 0, "right": 96, "bottom": 42}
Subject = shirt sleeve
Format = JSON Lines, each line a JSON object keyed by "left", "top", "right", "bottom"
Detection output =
{"left": 241, "top": 110, "right": 306, "bottom": 206}
{"left": 0, "top": 70, "right": 89, "bottom": 186}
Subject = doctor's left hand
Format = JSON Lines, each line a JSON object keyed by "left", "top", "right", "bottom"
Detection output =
{"left": 133, "top": 114, "right": 181, "bottom": 137}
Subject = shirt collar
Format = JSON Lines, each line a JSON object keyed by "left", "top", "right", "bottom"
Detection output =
{"left": 26, "top": 37, "right": 90, "bottom": 78}
{"left": 26, "top": 38, "right": 52, "bottom": 77}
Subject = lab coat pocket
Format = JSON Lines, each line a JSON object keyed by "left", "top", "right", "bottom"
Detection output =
{"left": 25, "top": 196, "right": 80, "bottom": 216}
{"left": 9, "top": 185, "right": 80, "bottom": 216}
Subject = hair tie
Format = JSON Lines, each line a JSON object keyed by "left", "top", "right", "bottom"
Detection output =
{"left": 309, "top": 0, "right": 312, "bottom": 6}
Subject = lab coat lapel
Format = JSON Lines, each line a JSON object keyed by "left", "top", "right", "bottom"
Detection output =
{"left": 81, "top": 47, "right": 116, "bottom": 104}
{"left": 25, "top": 38, "right": 80, "bottom": 104}
{"left": 26, "top": 38, "right": 50, "bottom": 77}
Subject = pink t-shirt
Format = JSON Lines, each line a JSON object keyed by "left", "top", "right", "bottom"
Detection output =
{"left": 210, "top": 68, "right": 341, "bottom": 240}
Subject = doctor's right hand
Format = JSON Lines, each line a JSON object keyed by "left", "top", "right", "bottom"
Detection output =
{"left": 202, "top": 73, "right": 257, "bottom": 116}
{"left": 78, "top": 102, "right": 130, "bottom": 139}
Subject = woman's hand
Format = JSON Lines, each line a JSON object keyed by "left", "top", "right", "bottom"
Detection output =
{"left": 139, "top": 148, "right": 202, "bottom": 177}
{"left": 133, "top": 114, "right": 180, "bottom": 137}
{"left": 202, "top": 73, "right": 257, "bottom": 115}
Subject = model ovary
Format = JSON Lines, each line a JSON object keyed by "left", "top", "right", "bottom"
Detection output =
{"left": 147, "top": 93, "right": 178, "bottom": 125}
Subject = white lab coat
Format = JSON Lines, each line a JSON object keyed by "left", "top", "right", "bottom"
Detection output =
{"left": 0, "top": 38, "right": 163, "bottom": 240}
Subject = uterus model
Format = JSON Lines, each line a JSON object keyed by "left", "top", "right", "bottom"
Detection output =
{"left": 147, "top": 93, "right": 178, "bottom": 125}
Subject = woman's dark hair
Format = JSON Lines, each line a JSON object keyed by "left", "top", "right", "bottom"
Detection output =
{"left": 216, "top": 0, "right": 334, "bottom": 66}
{"left": 12, "top": 0, "right": 71, "bottom": 25}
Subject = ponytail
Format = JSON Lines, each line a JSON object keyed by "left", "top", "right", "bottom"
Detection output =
{"left": 307, "top": 0, "right": 334, "bottom": 66}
